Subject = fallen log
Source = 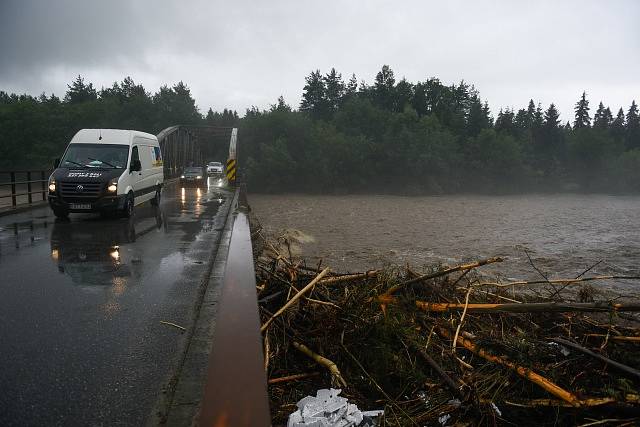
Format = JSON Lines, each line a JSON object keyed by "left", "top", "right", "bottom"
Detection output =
{"left": 410, "top": 340, "right": 465, "bottom": 399}
{"left": 552, "top": 337, "right": 640, "bottom": 380}
{"left": 476, "top": 275, "right": 640, "bottom": 288}
{"left": 437, "top": 326, "right": 582, "bottom": 407}
{"left": 585, "top": 334, "right": 640, "bottom": 342}
{"left": 416, "top": 301, "right": 640, "bottom": 313}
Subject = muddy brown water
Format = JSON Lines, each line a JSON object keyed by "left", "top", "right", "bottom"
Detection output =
{"left": 249, "top": 193, "right": 640, "bottom": 297}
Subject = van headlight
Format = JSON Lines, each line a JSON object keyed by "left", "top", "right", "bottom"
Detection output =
{"left": 107, "top": 179, "right": 118, "bottom": 192}
{"left": 196, "top": 176, "right": 202, "bottom": 179}
{"left": 48, "top": 179, "right": 56, "bottom": 192}
{"left": 181, "top": 175, "right": 185, "bottom": 179}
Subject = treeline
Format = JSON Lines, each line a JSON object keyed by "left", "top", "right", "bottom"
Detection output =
{"left": 0, "top": 76, "right": 239, "bottom": 169}
{"left": 1, "top": 69, "right": 639, "bottom": 193}
{"left": 242, "top": 65, "right": 640, "bottom": 193}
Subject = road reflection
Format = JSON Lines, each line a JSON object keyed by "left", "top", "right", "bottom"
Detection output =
{"left": 50, "top": 205, "right": 164, "bottom": 289}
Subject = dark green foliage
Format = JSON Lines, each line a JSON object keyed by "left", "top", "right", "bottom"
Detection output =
{"left": 574, "top": 91, "right": 591, "bottom": 129}
{"left": 626, "top": 100, "right": 640, "bottom": 149}
{"left": 243, "top": 68, "right": 640, "bottom": 194}
{"left": 1, "top": 69, "right": 639, "bottom": 194}
{"left": 0, "top": 76, "right": 203, "bottom": 169}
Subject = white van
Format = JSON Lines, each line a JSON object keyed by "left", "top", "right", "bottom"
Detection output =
{"left": 48, "top": 129, "right": 164, "bottom": 218}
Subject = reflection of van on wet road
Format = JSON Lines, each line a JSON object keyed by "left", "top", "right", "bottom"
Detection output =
{"left": 50, "top": 207, "right": 164, "bottom": 286}
{"left": 48, "top": 129, "right": 164, "bottom": 219}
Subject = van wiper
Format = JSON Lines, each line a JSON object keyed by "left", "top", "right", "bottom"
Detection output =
{"left": 63, "top": 160, "right": 86, "bottom": 168}
{"left": 87, "top": 157, "right": 117, "bottom": 168}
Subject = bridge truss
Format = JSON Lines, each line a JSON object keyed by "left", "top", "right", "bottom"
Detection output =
{"left": 156, "top": 126, "right": 237, "bottom": 178}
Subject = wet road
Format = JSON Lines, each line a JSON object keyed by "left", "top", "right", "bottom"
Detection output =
{"left": 0, "top": 178, "right": 231, "bottom": 426}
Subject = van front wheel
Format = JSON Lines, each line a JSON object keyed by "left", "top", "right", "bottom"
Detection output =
{"left": 121, "top": 193, "right": 134, "bottom": 218}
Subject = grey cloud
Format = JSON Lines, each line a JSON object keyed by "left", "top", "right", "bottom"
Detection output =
{"left": 1, "top": 0, "right": 638, "bottom": 119}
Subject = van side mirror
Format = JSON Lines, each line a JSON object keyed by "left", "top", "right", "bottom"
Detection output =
{"left": 54, "top": 158, "right": 60, "bottom": 168}
{"left": 130, "top": 159, "right": 142, "bottom": 172}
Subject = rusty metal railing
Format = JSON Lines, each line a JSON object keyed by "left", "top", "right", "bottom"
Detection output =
{"left": 0, "top": 170, "right": 50, "bottom": 208}
{"left": 198, "top": 185, "right": 271, "bottom": 426}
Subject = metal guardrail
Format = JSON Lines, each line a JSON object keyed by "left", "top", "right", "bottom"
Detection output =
{"left": 199, "top": 184, "right": 271, "bottom": 427}
{"left": 0, "top": 170, "right": 50, "bottom": 208}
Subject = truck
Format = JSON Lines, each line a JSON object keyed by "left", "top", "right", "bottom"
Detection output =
{"left": 48, "top": 129, "right": 164, "bottom": 218}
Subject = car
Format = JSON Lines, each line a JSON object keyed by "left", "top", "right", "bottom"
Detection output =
{"left": 207, "top": 161, "right": 224, "bottom": 176}
{"left": 180, "top": 166, "right": 206, "bottom": 186}
{"left": 48, "top": 129, "right": 164, "bottom": 219}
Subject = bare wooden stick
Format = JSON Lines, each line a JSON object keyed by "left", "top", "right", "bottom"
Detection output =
{"left": 585, "top": 334, "right": 640, "bottom": 342}
{"left": 260, "top": 267, "right": 330, "bottom": 332}
{"left": 416, "top": 301, "right": 640, "bottom": 313}
{"left": 382, "top": 257, "right": 503, "bottom": 297}
{"left": 318, "top": 270, "right": 379, "bottom": 285}
{"left": 552, "top": 337, "right": 640, "bottom": 380}
{"left": 267, "top": 372, "right": 321, "bottom": 385}
{"left": 437, "top": 326, "right": 582, "bottom": 407}
{"left": 159, "top": 321, "right": 186, "bottom": 331}
{"left": 452, "top": 286, "right": 472, "bottom": 353}
{"left": 475, "top": 275, "right": 640, "bottom": 288}
{"left": 304, "top": 297, "right": 341, "bottom": 309}
{"left": 456, "top": 286, "right": 522, "bottom": 303}
{"left": 293, "top": 341, "right": 347, "bottom": 387}
{"left": 504, "top": 394, "right": 640, "bottom": 408}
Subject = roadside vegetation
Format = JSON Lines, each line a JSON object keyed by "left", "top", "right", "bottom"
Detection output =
{"left": 1, "top": 66, "right": 639, "bottom": 193}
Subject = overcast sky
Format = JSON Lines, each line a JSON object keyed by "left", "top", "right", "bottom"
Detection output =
{"left": 1, "top": 0, "right": 638, "bottom": 121}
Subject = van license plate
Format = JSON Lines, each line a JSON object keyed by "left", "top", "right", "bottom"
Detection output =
{"left": 70, "top": 203, "right": 92, "bottom": 210}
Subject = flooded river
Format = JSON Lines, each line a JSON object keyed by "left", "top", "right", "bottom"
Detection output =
{"left": 249, "top": 193, "right": 640, "bottom": 296}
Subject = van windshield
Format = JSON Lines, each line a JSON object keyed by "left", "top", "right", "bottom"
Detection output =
{"left": 60, "top": 144, "right": 130, "bottom": 169}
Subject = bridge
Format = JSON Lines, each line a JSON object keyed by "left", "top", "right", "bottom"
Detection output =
{"left": 0, "top": 127, "right": 271, "bottom": 426}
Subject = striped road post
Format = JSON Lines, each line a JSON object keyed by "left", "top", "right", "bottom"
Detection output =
{"left": 225, "top": 158, "right": 237, "bottom": 185}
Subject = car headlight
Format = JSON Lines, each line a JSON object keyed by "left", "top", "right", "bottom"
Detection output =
{"left": 196, "top": 176, "right": 202, "bottom": 179}
{"left": 107, "top": 178, "right": 118, "bottom": 192}
{"left": 181, "top": 175, "right": 185, "bottom": 179}
{"left": 48, "top": 179, "right": 56, "bottom": 192}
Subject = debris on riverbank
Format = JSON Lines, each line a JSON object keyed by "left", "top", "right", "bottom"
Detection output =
{"left": 253, "top": 225, "right": 640, "bottom": 426}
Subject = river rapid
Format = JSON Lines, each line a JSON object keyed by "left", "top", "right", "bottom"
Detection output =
{"left": 249, "top": 193, "right": 640, "bottom": 297}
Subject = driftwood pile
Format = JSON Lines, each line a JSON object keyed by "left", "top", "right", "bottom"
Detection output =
{"left": 253, "top": 229, "right": 640, "bottom": 426}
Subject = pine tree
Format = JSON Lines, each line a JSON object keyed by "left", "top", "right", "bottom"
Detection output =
{"left": 544, "top": 103, "right": 561, "bottom": 129}
{"left": 533, "top": 103, "right": 544, "bottom": 129}
{"left": 626, "top": 100, "right": 640, "bottom": 149}
{"left": 344, "top": 74, "right": 358, "bottom": 97}
{"left": 373, "top": 65, "right": 395, "bottom": 110}
{"left": 466, "top": 95, "right": 491, "bottom": 136}
{"left": 593, "top": 102, "right": 613, "bottom": 129}
{"left": 495, "top": 108, "right": 515, "bottom": 134}
{"left": 300, "top": 70, "right": 327, "bottom": 119}
{"left": 324, "top": 68, "right": 344, "bottom": 114}
{"left": 64, "top": 75, "right": 97, "bottom": 104}
{"left": 514, "top": 108, "right": 528, "bottom": 131}
{"left": 574, "top": 91, "right": 591, "bottom": 128}
{"left": 526, "top": 99, "right": 536, "bottom": 128}
{"left": 611, "top": 107, "right": 626, "bottom": 141}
